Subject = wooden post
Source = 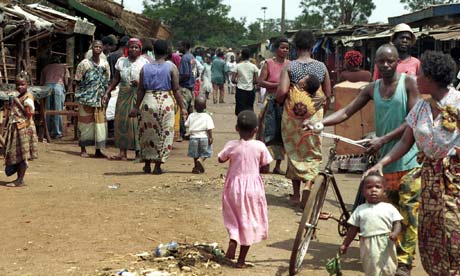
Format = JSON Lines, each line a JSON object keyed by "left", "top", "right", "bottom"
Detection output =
{"left": 24, "top": 28, "right": 31, "bottom": 84}
{"left": 0, "top": 27, "right": 7, "bottom": 84}
{"left": 66, "top": 35, "right": 77, "bottom": 139}
{"left": 15, "top": 36, "right": 23, "bottom": 76}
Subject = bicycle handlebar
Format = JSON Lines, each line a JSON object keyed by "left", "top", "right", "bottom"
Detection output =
{"left": 306, "top": 122, "right": 370, "bottom": 149}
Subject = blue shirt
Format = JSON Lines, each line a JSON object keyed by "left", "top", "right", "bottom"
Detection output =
{"left": 179, "top": 52, "right": 195, "bottom": 88}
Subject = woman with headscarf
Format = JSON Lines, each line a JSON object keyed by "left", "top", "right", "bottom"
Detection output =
{"left": 129, "top": 40, "right": 187, "bottom": 174}
{"left": 276, "top": 30, "right": 331, "bottom": 208}
{"left": 258, "top": 36, "right": 290, "bottom": 175}
{"left": 104, "top": 38, "right": 149, "bottom": 161}
{"left": 338, "top": 50, "right": 372, "bottom": 83}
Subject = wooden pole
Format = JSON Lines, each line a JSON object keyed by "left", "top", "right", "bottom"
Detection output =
{"left": 281, "top": 0, "right": 286, "bottom": 35}
{"left": 24, "top": 27, "right": 31, "bottom": 84}
{"left": 0, "top": 27, "right": 8, "bottom": 84}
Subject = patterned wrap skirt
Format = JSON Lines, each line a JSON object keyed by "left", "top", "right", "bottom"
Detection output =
{"left": 114, "top": 84, "right": 139, "bottom": 151}
{"left": 281, "top": 86, "right": 325, "bottom": 182}
{"left": 4, "top": 121, "right": 38, "bottom": 166}
{"left": 139, "top": 91, "right": 175, "bottom": 163}
{"left": 418, "top": 154, "right": 460, "bottom": 275}
{"left": 78, "top": 104, "right": 107, "bottom": 149}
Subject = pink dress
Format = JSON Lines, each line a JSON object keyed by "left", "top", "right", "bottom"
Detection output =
{"left": 218, "top": 139, "right": 273, "bottom": 246}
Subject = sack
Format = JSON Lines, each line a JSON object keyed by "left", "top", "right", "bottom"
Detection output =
{"left": 263, "top": 97, "right": 283, "bottom": 146}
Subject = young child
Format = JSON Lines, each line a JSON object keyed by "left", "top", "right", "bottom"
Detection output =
{"left": 218, "top": 110, "right": 273, "bottom": 268}
{"left": 185, "top": 95, "right": 214, "bottom": 173}
{"left": 4, "top": 73, "right": 38, "bottom": 187}
{"left": 340, "top": 172, "right": 403, "bottom": 276}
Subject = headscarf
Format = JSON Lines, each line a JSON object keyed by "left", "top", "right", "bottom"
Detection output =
{"left": 124, "top": 38, "right": 142, "bottom": 57}
{"left": 344, "top": 50, "right": 363, "bottom": 68}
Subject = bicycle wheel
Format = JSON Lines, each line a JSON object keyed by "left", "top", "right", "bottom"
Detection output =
{"left": 289, "top": 174, "right": 329, "bottom": 275}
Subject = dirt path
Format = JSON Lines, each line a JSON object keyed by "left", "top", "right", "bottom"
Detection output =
{"left": 0, "top": 95, "right": 426, "bottom": 276}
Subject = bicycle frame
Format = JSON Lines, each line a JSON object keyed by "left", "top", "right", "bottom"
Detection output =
{"left": 318, "top": 143, "right": 351, "bottom": 228}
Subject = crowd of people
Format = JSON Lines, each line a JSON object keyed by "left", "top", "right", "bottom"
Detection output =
{"left": 3, "top": 22, "right": 460, "bottom": 274}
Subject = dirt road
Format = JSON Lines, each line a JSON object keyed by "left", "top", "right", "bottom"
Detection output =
{"left": 0, "top": 95, "right": 426, "bottom": 276}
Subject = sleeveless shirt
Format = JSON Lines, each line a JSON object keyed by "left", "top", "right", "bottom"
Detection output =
{"left": 266, "top": 59, "right": 288, "bottom": 93}
{"left": 143, "top": 62, "right": 172, "bottom": 91}
{"left": 374, "top": 74, "right": 419, "bottom": 173}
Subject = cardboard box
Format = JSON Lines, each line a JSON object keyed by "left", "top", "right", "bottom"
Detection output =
{"left": 333, "top": 81, "right": 374, "bottom": 155}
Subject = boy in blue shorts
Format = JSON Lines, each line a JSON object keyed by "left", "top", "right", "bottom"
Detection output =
{"left": 185, "top": 95, "right": 214, "bottom": 173}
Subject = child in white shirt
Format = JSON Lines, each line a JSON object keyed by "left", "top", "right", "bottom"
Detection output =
{"left": 340, "top": 172, "right": 403, "bottom": 276}
{"left": 185, "top": 95, "right": 215, "bottom": 173}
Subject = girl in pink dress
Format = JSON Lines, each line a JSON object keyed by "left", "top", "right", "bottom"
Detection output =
{"left": 218, "top": 110, "right": 273, "bottom": 268}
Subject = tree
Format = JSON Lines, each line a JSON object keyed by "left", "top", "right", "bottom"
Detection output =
{"left": 299, "top": 0, "right": 376, "bottom": 28}
{"left": 291, "top": 12, "right": 324, "bottom": 30}
{"left": 399, "top": 0, "right": 459, "bottom": 11}
{"left": 143, "top": 0, "right": 247, "bottom": 47}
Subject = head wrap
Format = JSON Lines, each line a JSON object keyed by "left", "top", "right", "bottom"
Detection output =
{"left": 344, "top": 50, "right": 363, "bottom": 68}
{"left": 124, "top": 38, "right": 142, "bottom": 57}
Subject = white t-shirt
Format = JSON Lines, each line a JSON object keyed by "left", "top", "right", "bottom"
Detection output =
{"left": 184, "top": 112, "right": 215, "bottom": 138}
{"left": 348, "top": 202, "right": 403, "bottom": 238}
{"left": 227, "top": 61, "right": 237, "bottom": 73}
{"left": 236, "top": 61, "right": 259, "bottom": 91}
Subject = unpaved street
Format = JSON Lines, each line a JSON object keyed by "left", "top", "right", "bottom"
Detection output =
{"left": 0, "top": 96, "right": 426, "bottom": 276}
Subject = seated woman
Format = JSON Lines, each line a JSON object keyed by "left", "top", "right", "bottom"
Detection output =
{"left": 338, "top": 50, "right": 371, "bottom": 83}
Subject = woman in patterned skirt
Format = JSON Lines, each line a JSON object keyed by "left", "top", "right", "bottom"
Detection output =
{"left": 276, "top": 30, "right": 331, "bottom": 208}
{"left": 104, "top": 38, "right": 149, "bottom": 161}
{"left": 368, "top": 50, "right": 460, "bottom": 275}
{"left": 129, "top": 40, "right": 187, "bottom": 174}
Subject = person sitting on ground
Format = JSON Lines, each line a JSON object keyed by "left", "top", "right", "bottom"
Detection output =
{"left": 185, "top": 95, "right": 214, "bottom": 174}
{"left": 218, "top": 110, "right": 273, "bottom": 268}
{"left": 338, "top": 50, "right": 372, "bottom": 83}
{"left": 4, "top": 72, "right": 38, "bottom": 187}
{"left": 340, "top": 172, "right": 402, "bottom": 276}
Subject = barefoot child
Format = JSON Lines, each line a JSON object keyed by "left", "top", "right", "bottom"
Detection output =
{"left": 340, "top": 172, "right": 403, "bottom": 275}
{"left": 218, "top": 110, "right": 273, "bottom": 268}
{"left": 4, "top": 73, "right": 38, "bottom": 186}
{"left": 185, "top": 95, "right": 214, "bottom": 173}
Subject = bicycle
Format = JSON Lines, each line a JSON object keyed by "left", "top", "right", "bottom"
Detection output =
{"left": 289, "top": 130, "right": 374, "bottom": 276}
